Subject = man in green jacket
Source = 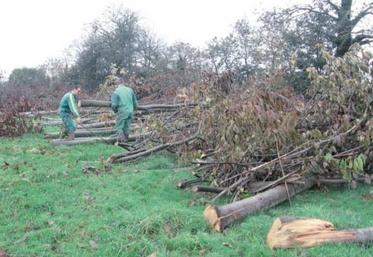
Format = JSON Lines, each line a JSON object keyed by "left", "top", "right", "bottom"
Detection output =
{"left": 58, "top": 85, "right": 81, "bottom": 140}
{"left": 111, "top": 78, "right": 138, "bottom": 143}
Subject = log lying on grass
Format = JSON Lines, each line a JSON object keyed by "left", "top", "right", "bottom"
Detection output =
{"left": 51, "top": 136, "right": 117, "bottom": 145}
{"left": 44, "top": 128, "right": 116, "bottom": 139}
{"left": 50, "top": 132, "right": 151, "bottom": 146}
{"left": 109, "top": 133, "right": 198, "bottom": 163}
{"left": 81, "top": 99, "right": 197, "bottom": 111}
{"left": 267, "top": 216, "right": 373, "bottom": 249}
{"left": 20, "top": 108, "right": 109, "bottom": 117}
{"left": 191, "top": 182, "right": 272, "bottom": 194}
{"left": 191, "top": 185, "right": 225, "bottom": 193}
{"left": 177, "top": 178, "right": 203, "bottom": 189}
{"left": 77, "top": 120, "right": 116, "bottom": 129}
{"left": 19, "top": 110, "right": 58, "bottom": 117}
{"left": 203, "top": 178, "right": 316, "bottom": 232}
{"left": 42, "top": 117, "right": 95, "bottom": 126}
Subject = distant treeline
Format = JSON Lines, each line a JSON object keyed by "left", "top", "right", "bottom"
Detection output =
{"left": 1, "top": 0, "right": 372, "bottom": 94}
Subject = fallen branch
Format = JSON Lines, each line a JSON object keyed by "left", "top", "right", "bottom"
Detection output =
{"left": 81, "top": 99, "right": 197, "bottom": 111}
{"left": 76, "top": 120, "right": 115, "bottom": 129}
{"left": 42, "top": 117, "right": 96, "bottom": 127}
{"left": 109, "top": 133, "right": 199, "bottom": 163}
{"left": 44, "top": 128, "right": 116, "bottom": 139}
{"left": 177, "top": 178, "right": 203, "bottom": 189}
{"left": 51, "top": 132, "right": 150, "bottom": 146}
{"left": 191, "top": 185, "right": 225, "bottom": 193}
{"left": 51, "top": 136, "right": 117, "bottom": 146}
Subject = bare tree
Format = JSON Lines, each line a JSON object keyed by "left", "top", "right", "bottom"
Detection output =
{"left": 287, "top": 0, "right": 373, "bottom": 57}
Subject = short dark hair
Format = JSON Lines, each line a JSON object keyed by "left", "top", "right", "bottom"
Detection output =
{"left": 74, "top": 85, "right": 81, "bottom": 90}
{"left": 115, "top": 77, "right": 124, "bottom": 84}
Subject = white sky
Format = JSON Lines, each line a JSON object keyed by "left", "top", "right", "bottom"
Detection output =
{"left": 0, "top": 0, "right": 308, "bottom": 77}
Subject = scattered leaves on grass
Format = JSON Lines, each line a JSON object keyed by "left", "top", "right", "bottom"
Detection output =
{"left": 362, "top": 190, "right": 373, "bottom": 201}
{"left": 163, "top": 223, "right": 174, "bottom": 238}
{"left": 83, "top": 192, "right": 95, "bottom": 208}
{"left": 89, "top": 240, "right": 98, "bottom": 250}
{"left": 1, "top": 161, "right": 9, "bottom": 170}
{"left": 222, "top": 242, "right": 232, "bottom": 248}
{"left": 0, "top": 250, "right": 11, "bottom": 257}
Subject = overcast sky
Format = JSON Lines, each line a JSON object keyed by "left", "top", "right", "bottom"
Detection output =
{"left": 0, "top": 0, "right": 308, "bottom": 77}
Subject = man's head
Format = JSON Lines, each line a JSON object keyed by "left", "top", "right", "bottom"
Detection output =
{"left": 72, "top": 85, "right": 81, "bottom": 96}
{"left": 115, "top": 77, "right": 124, "bottom": 85}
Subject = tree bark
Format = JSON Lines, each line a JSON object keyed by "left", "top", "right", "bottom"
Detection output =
{"left": 51, "top": 137, "right": 117, "bottom": 145}
{"left": 177, "top": 178, "right": 203, "bottom": 189}
{"left": 109, "top": 134, "right": 198, "bottom": 163}
{"left": 77, "top": 120, "right": 116, "bottom": 129}
{"left": 19, "top": 110, "right": 57, "bottom": 117}
{"left": 191, "top": 185, "right": 225, "bottom": 193}
{"left": 80, "top": 99, "right": 197, "bottom": 111}
{"left": 44, "top": 128, "right": 116, "bottom": 139}
{"left": 50, "top": 132, "right": 150, "bottom": 145}
{"left": 204, "top": 178, "right": 316, "bottom": 232}
{"left": 42, "top": 117, "right": 95, "bottom": 127}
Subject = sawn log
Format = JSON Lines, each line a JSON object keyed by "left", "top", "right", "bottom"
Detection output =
{"left": 267, "top": 216, "right": 373, "bottom": 248}
{"left": 203, "top": 178, "right": 316, "bottom": 232}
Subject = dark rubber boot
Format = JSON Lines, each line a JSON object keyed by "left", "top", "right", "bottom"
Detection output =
{"left": 117, "top": 132, "right": 126, "bottom": 144}
{"left": 67, "top": 133, "right": 75, "bottom": 140}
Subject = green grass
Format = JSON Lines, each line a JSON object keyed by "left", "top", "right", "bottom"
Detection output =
{"left": 0, "top": 134, "right": 372, "bottom": 257}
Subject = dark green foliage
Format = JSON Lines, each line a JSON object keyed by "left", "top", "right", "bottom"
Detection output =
{"left": 72, "top": 6, "right": 165, "bottom": 91}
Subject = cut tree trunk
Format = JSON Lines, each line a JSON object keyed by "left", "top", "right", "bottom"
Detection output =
{"left": 77, "top": 120, "right": 116, "bottom": 129}
{"left": 80, "top": 99, "right": 197, "bottom": 111}
{"left": 20, "top": 109, "right": 109, "bottom": 117}
{"left": 42, "top": 117, "right": 95, "bottom": 126}
{"left": 109, "top": 134, "right": 198, "bottom": 163}
{"left": 177, "top": 178, "right": 203, "bottom": 189}
{"left": 44, "top": 128, "right": 116, "bottom": 139}
{"left": 51, "top": 137, "right": 117, "bottom": 145}
{"left": 267, "top": 216, "right": 373, "bottom": 249}
{"left": 19, "top": 110, "right": 57, "bottom": 117}
{"left": 50, "top": 132, "right": 150, "bottom": 146}
{"left": 203, "top": 177, "right": 316, "bottom": 232}
{"left": 191, "top": 182, "right": 272, "bottom": 194}
{"left": 191, "top": 185, "right": 225, "bottom": 193}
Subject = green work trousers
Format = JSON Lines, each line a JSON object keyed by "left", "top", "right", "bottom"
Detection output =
{"left": 116, "top": 108, "right": 133, "bottom": 136}
{"left": 59, "top": 112, "right": 76, "bottom": 134}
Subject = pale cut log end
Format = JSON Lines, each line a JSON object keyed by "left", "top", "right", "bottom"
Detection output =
{"left": 203, "top": 205, "right": 222, "bottom": 232}
{"left": 267, "top": 217, "right": 340, "bottom": 249}
{"left": 107, "top": 156, "right": 115, "bottom": 163}
{"left": 191, "top": 186, "right": 199, "bottom": 192}
{"left": 267, "top": 218, "right": 283, "bottom": 249}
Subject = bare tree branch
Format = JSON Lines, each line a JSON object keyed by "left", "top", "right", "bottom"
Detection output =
{"left": 351, "top": 4, "right": 373, "bottom": 27}
{"left": 289, "top": 6, "right": 338, "bottom": 21}
{"left": 324, "top": 0, "right": 340, "bottom": 13}
{"left": 352, "top": 34, "right": 373, "bottom": 44}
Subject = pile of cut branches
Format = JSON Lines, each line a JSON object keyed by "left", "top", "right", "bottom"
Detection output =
{"left": 173, "top": 46, "right": 372, "bottom": 231}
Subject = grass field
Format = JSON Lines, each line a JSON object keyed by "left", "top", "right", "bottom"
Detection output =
{"left": 0, "top": 133, "right": 372, "bottom": 257}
